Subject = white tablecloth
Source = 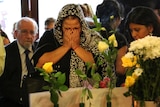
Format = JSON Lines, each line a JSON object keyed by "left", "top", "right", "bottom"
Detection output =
{"left": 29, "top": 87, "right": 132, "bottom": 107}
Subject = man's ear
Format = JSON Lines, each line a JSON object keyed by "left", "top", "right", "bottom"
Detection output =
{"left": 14, "top": 30, "right": 18, "bottom": 38}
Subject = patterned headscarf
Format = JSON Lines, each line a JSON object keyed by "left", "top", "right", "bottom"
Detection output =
{"left": 54, "top": 4, "right": 103, "bottom": 87}
{"left": 54, "top": 4, "right": 98, "bottom": 47}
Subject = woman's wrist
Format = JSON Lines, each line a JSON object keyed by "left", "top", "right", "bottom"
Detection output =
{"left": 73, "top": 46, "right": 79, "bottom": 51}
{"left": 62, "top": 45, "right": 71, "bottom": 50}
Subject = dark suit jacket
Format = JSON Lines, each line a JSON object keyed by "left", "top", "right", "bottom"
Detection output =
{"left": 0, "top": 41, "right": 36, "bottom": 107}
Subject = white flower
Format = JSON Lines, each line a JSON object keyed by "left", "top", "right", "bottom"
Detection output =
{"left": 124, "top": 52, "right": 134, "bottom": 59}
{"left": 129, "top": 36, "right": 160, "bottom": 60}
{"left": 132, "top": 68, "right": 143, "bottom": 79}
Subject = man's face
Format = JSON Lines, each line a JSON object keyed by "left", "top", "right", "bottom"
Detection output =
{"left": 15, "top": 20, "right": 36, "bottom": 49}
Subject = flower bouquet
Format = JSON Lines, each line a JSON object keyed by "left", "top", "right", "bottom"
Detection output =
{"left": 36, "top": 62, "right": 68, "bottom": 107}
{"left": 122, "top": 36, "right": 160, "bottom": 106}
{"left": 97, "top": 34, "right": 117, "bottom": 107}
{"left": 75, "top": 34, "right": 118, "bottom": 107}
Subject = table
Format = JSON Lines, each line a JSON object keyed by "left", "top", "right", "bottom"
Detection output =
{"left": 29, "top": 87, "right": 132, "bottom": 107}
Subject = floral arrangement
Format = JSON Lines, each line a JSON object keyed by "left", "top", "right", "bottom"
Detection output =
{"left": 75, "top": 33, "right": 118, "bottom": 107}
{"left": 36, "top": 62, "right": 68, "bottom": 107}
{"left": 74, "top": 15, "right": 118, "bottom": 107}
{"left": 97, "top": 34, "right": 118, "bottom": 107}
{"left": 122, "top": 36, "right": 160, "bottom": 103}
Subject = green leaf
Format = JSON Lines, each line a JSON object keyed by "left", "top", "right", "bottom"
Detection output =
{"left": 91, "top": 63, "right": 97, "bottom": 76}
{"left": 35, "top": 67, "right": 45, "bottom": 73}
{"left": 87, "top": 89, "right": 93, "bottom": 99}
{"left": 42, "top": 86, "right": 50, "bottom": 90}
{"left": 93, "top": 15, "right": 98, "bottom": 24}
{"left": 81, "top": 88, "right": 87, "bottom": 98}
{"left": 57, "top": 73, "right": 66, "bottom": 84}
{"left": 75, "top": 69, "right": 87, "bottom": 80}
{"left": 55, "top": 72, "right": 62, "bottom": 77}
{"left": 92, "top": 73, "right": 101, "bottom": 81}
{"left": 59, "top": 85, "right": 68, "bottom": 91}
{"left": 92, "top": 15, "right": 106, "bottom": 32}
{"left": 75, "top": 69, "right": 84, "bottom": 75}
{"left": 86, "top": 62, "right": 92, "bottom": 71}
{"left": 123, "top": 91, "right": 131, "bottom": 97}
{"left": 43, "top": 74, "right": 50, "bottom": 82}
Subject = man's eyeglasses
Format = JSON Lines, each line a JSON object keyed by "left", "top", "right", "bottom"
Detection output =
{"left": 17, "top": 29, "right": 36, "bottom": 36}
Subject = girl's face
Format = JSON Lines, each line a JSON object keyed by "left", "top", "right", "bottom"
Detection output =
{"left": 129, "top": 23, "right": 153, "bottom": 40}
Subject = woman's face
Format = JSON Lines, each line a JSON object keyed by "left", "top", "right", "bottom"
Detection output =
{"left": 129, "top": 23, "right": 153, "bottom": 40}
{"left": 62, "top": 17, "right": 81, "bottom": 36}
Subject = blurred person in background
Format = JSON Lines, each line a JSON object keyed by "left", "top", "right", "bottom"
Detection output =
{"left": 12, "top": 22, "right": 17, "bottom": 39}
{"left": 96, "top": 0, "right": 128, "bottom": 87}
{"left": 0, "top": 24, "right": 10, "bottom": 45}
{"left": 80, "top": 3, "right": 95, "bottom": 28}
{"left": 44, "top": 17, "right": 56, "bottom": 31}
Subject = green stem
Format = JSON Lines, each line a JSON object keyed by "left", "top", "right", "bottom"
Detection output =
{"left": 107, "top": 101, "right": 112, "bottom": 107}
{"left": 54, "top": 103, "right": 59, "bottom": 107}
{"left": 79, "top": 103, "right": 85, "bottom": 107}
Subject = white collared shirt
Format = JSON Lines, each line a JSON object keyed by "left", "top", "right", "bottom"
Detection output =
{"left": 17, "top": 41, "right": 33, "bottom": 87}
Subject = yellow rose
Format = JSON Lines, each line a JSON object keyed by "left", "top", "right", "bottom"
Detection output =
{"left": 121, "top": 56, "right": 137, "bottom": 67}
{"left": 42, "top": 62, "right": 54, "bottom": 73}
{"left": 108, "top": 34, "right": 118, "bottom": 47}
{"left": 125, "top": 76, "right": 135, "bottom": 88}
{"left": 98, "top": 41, "right": 109, "bottom": 52}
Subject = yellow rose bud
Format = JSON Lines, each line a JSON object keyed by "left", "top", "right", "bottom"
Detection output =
{"left": 98, "top": 41, "right": 109, "bottom": 52}
{"left": 42, "top": 62, "right": 54, "bottom": 73}
{"left": 113, "top": 40, "right": 118, "bottom": 47}
{"left": 110, "top": 15, "right": 114, "bottom": 20}
{"left": 124, "top": 76, "right": 135, "bottom": 88}
{"left": 108, "top": 34, "right": 116, "bottom": 42}
{"left": 136, "top": 64, "right": 140, "bottom": 68}
{"left": 100, "top": 27, "right": 106, "bottom": 31}
{"left": 108, "top": 34, "right": 118, "bottom": 47}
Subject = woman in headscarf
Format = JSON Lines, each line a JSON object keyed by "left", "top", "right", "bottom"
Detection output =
{"left": 33, "top": 4, "right": 106, "bottom": 88}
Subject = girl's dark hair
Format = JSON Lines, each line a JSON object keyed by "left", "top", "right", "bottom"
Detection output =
{"left": 125, "top": 6, "right": 160, "bottom": 36}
